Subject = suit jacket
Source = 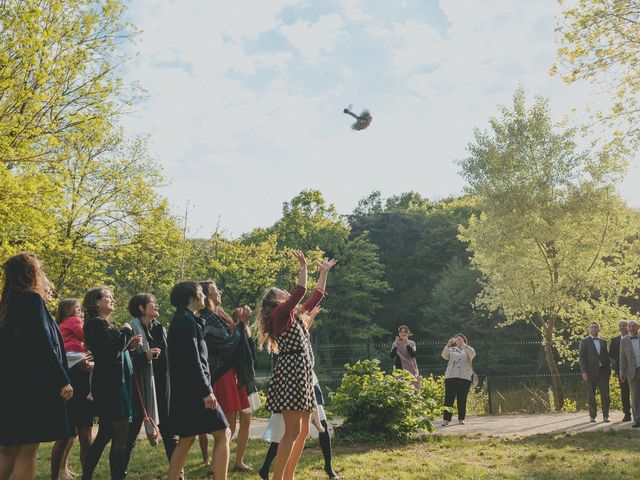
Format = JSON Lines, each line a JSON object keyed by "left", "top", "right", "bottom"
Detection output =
{"left": 579, "top": 336, "right": 610, "bottom": 379}
{"left": 619, "top": 336, "right": 640, "bottom": 381}
{"left": 610, "top": 335, "right": 623, "bottom": 375}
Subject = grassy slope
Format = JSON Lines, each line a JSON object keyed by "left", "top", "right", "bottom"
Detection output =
{"left": 36, "top": 430, "right": 639, "bottom": 479}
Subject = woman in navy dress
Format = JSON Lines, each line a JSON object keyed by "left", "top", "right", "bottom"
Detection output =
{"left": 0, "top": 253, "right": 73, "bottom": 480}
{"left": 81, "top": 287, "right": 141, "bottom": 480}
{"left": 166, "top": 281, "right": 230, "bottom": 480}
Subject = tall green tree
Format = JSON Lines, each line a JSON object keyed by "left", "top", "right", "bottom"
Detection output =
{"left": 0, "top": 0, "right": 135, "bottom": 163}
{"left": 458, "top": 89, "right": 637, "bottom": 409}
{"left": 554, "top": 0, "right": 640, "bottom": 153}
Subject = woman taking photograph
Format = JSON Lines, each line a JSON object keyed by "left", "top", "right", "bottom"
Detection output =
{"left": 166, "top": 282, "right": 231, "bottom": 480}
{"left": 256, "top": 251, "right": 336, "bottom": 480}
{"left": 198, "top": 280, "right": 255, "bottom": 473}
{"left": 123, "top": 293, "right": 178, "bottom": 475}
{"left": 0, "top": 253, "right": 73, "bottom": 480}
{"left": 82, "top": 287, "right": 141, "bottom": 480}
{"left": 51, "top": 298, "right": 94, "bottom": 480}
{"left": 441, "top": 333, "right": 476, "bottom": 426}
{"left": 390, "top": 325, "right": 419, "bottom": 387}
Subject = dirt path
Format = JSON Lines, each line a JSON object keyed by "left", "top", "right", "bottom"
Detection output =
{"left": 246, "top": 411, "right": 636, "bottom": 440}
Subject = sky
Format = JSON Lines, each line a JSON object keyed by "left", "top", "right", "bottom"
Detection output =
{"left": 121, "top": 0, "right": 640, "bottom": 238}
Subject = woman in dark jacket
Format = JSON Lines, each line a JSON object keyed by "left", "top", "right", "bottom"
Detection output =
{"left": 166, "top": 281, "right": 230, "bottom": 480}
{"left": 123, "top": 293, "right": 178, "bottom": 475}
{"left": 81, "top": 287, "right": 141, "bottom": 480}
{"left": 0, "top": 253, "right": 73, "bottom": 480}
{"left": 390, "top": 325, "right": 419, "bottom": 387}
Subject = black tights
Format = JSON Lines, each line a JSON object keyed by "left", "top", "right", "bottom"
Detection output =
{"left": 82, "top": 418, "right": 129, "bottom": 480}
{"left": 259, "top": 419, "right": 337, "bottom": 479}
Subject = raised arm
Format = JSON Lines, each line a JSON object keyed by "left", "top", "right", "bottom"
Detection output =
{"left": 315, "top": 258, "right": 337, "bottom": 292}
{"left": 294, "top": 250, "right": 307, "bottom": 289}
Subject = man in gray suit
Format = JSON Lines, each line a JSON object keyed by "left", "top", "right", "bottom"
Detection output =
{"left": 619, "top": 320, "right": 640, "bottom": 427}
{"left": 579, "top": 321, "right": 610, "bottom": 422}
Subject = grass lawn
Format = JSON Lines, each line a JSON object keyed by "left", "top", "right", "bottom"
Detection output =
{"left": 35, "top": 429, "right": 640, "bottom": 479}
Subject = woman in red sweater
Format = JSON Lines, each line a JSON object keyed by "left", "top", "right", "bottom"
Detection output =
{"left": 51, "top": 298, "right": 95, "bottom": 479}
{"left": 256, "top": 251, "right": 336, "bottom": 480}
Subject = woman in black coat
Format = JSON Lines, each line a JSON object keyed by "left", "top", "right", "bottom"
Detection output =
{"left": 166, "top": 281, "right": 230, "bottom": 480}
{"left": 0, "top": 253, "right": 73, "bottom": 480}
{"left": 81, "top": 287, "right": 141, "bottom": 480}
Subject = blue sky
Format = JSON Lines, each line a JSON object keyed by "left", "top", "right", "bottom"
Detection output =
{"left": 121, "top": 0, "right": 640, "bottom": 237}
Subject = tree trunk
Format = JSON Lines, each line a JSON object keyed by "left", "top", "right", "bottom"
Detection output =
{"left": 343, "top": 109, "right": 359, "bottom": 120}
{"left": 543, "top": 317, "right": 564, "bottom": 411}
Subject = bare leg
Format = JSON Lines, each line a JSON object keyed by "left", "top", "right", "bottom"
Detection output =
{"left": 211, "top": 428, "right": 231, "bottom": 480}
{"left": 283, "top": 412, "right": 310, "bottom": 480}
{"left": 51, "top": 438, "right": 67, "bottom": 478}
{"left": 198, "top": 434, "right": 210, "bottom": 473}
{"left": 0, "top": 445, "right": 19, "bottom": 480}
{"left": 77, "top": 426, "right": 93, "bottom": 469}
{"left": 235, "top": 412, "right": 252, "bottom": 470}
{"left": 272, "top": 411, "right": 303, "bottom": 480}
{"left": 167, "top": 437, "right": 195, "bottom": 480}
{"left": 12, "top": 443, "right": 39, "bottom": 480}
{"left": 58, "top": 438, "right": 76, "bottom": 479}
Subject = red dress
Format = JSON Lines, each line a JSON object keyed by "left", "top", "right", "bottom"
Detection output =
{"left": 213, "top": 322, "right": 250, "bottom": 414}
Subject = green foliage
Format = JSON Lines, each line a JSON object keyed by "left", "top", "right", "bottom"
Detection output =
{"left": 555, "top": 0, "right": 640, "bottom": 154}
{"left": 561, "top": 398, "right": 577, "bottom": 413}
{"left": 332, "top": 359, "right": 436, "bottom": 442}
{"left": 250, "top": 390, "right": 270, "bottom": 419}
{"left": 0, "top": 0, "right": 136, "bottom": 163}
{"left": 458, "top": 88, "right": 640, "bottom": 408}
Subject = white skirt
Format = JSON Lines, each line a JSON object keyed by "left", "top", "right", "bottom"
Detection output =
{"left": 262, "top": 406, "right": 327, "bottom": 443}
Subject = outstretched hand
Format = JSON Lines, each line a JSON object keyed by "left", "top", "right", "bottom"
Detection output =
{"left": 292, "top": 250, "right": 307, "bottom": 267}
{"left": 235, "top": 305, "right": 252, "bottom": 324}
{"left": 318, "top": 258, "right": 337, "bottom": 272}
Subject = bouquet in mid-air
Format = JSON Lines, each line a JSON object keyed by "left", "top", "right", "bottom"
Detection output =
{"left": 343, "top": 104, "right": 373, "bottom": 131}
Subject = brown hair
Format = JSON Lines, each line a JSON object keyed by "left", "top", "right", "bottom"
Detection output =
{"left": 127, "top": 293, "right": 155, "bottom": 319}
{"left": 83, "top": 287, "right": 111, "bottom": 321}
{"left": 455, "top": 333, "right": 468, "bottom": 344}
{"left": 199, "top": 280, "right": 233, "bottom": 325}
{"left": 0, "top": 253, "right": 44, "bottom": 327}
{"left": 256, "top": 287, "right": 282, "bottom": 354}
{"left": 56, "top": 298, "right": 81, "bottom": 324}
{"left": 397, "top": 324, "right": 412, "bottom": 336}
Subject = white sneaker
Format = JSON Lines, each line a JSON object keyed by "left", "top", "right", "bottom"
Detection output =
{"left": 458, "top": 420, "right": 465, "bottom": 425}
{"left": 441, "top": 420, "right": 450, "bottom": 426}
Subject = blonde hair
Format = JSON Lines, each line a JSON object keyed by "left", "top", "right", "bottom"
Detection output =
{"left": 256, "top": 287, "right": 282, "bottom": 354}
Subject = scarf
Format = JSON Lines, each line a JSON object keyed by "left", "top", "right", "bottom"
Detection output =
{"left": 130, "top": 318, "right": 159, "bottom": 424}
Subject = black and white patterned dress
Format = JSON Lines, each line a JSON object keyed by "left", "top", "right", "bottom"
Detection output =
{"left": 266, "top": 317, "right": 315, "bottom": 412}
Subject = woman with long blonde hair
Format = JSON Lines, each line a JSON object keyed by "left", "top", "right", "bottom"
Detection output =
{"left": 255, "top": 250, "right": 336, "bottom": 480}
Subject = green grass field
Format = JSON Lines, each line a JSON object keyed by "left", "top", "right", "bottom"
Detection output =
{"left": 36, "top": 430, "right": 640, "bottom": 479}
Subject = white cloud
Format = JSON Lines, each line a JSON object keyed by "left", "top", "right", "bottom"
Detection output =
{"left": 280, "top": 13, "right": 346, "bottom": 63}
{"left": 121, "top": 0, "right": 640, "bottom": 237}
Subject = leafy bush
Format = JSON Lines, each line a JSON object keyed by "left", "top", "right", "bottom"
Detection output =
{"left": 251, "top": 390, "right": 270, "bottom": 419}
{"left": 420, "top": 374, "right": 489, "bottom": 416}
{"left": 332, "top": 359, "right": 436, "bottom": 442}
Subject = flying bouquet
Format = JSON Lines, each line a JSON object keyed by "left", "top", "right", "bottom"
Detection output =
{"left": 343, "top": 104, "right": 373, "bottom": 131}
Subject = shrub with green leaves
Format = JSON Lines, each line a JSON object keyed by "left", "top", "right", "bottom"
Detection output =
{"left": 332, "top": 359, "right": 437, "bottom": 442}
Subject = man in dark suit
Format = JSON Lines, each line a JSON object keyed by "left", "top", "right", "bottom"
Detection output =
{"left": 609, "top": 320, "right": 631, "bottom": 421}
{"left": 579, "top": 321, "right": 611, "bottom": 422}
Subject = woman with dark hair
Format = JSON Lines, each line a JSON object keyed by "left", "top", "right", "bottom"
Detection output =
{"left": 81, "top": 287, "right": 141, "bottom": 480}
{"left": 0, "top": 253, "right": 73, "bottom": 480}
{"left": 255, "top": 251, "right": 336, "bottom": 480}
{"left": 123, "top": 293, "right": 178, "bottom": 474}
{"left": 441, "top": 333, "right": 476, "bottom": 426}
{"left": 390, "top": 325, "right": 420, "bottom": 388}
{"left": 51, "top": 298, "right": 94, "bottom": 480}
{"left": 198, "top": 280, "right": 255, "bottom": 473}
{"left": 166, "top": 281, "right": 231, "bottom": 480}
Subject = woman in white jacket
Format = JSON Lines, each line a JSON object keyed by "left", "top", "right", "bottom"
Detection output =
{"left": 441, "top": 333, "right": 476, "bottom": 426}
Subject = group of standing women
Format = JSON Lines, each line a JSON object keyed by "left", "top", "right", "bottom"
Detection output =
{"left": 0, "top": 250, "right": 339, "bottom": 480}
